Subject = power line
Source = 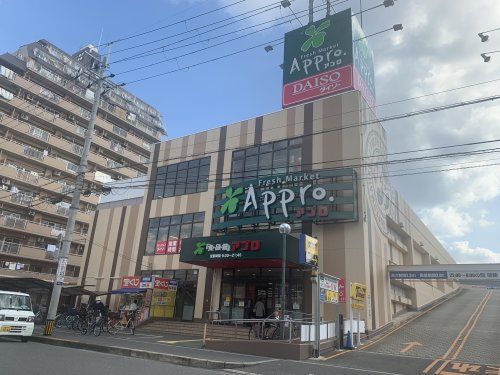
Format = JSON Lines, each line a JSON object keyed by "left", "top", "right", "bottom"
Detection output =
{"left": 110, "top": 1, "right": 286, "bottom": 57}
{"left": 100, "top": 0, "right": 250, "bottom": 46}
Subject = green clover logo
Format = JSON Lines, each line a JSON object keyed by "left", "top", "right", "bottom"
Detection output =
{"left": 220, "top": 186, "right": 243, "bottom": 215}
{"left": 301, "top": 19, "right": 331, "bottom": 53}
{"left": 194, "top": 242, "right": 206, "bottom": 255}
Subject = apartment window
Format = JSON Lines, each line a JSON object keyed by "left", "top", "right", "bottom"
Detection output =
{"left": 23, "top": 146, "right": 45, "bottom": 161}
{"left": 145, "top": 212, "right": 205, "bottom": 255}
{"left": 0, "top": 65, "right": 15, "bottom": 79}
{"left": 39, "top": 88, "right": 61, "bottom": 104}
{"left": 0, "top": 87, "right": 14, "bottom": 101}
{"left": 154, "top": 157, "right": 210, "bottom": 199}
{"left": 28, "top": 125, "right": 51, "bottom": 142}
{"left": 230, "top": 138, "right": 302, "bottom": 184}
{"left": 112, "top": 125, "right": 127, "bottom": 138}
{"left": 66, "top": 161, "right": 78, "bottom": 173}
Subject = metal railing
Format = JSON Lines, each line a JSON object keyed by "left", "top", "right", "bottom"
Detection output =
{"left": 1, "top": 215, "right": 28, "bottom": 229}
{"left": 206, "top": 315, "right": 335, "bottom": 344}
{"left": 0, "top": 242, "right": 21, "bottom": 255}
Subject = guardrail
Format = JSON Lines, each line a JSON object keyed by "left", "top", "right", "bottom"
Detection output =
{"left": 204, "top": 316, "right": 336, "bottom": 345}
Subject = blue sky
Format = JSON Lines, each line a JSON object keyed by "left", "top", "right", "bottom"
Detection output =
{"left": 2, "top": 0, "right": 500, "bottom": 263}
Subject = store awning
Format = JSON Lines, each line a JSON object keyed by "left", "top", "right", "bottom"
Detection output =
{"left": 107, "top": 288, "right": 147, "bottom": 295}
{"left": 0, "top": 277, "right": 95, "bottom": 296}
{"left": 180, "top": 232, "right": 302, "bottom": 269}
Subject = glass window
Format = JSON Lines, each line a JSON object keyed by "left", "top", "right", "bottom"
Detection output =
{"left": 145, "top": 213, "right": 204, "bottom": 255}
{"left": 174, "top": 270, "right": 186, "bottom": 280}
{"left": 154, "top": 157, "right": 210, "bottom": 199}
{"left": 163, "top": 270, "right": 175, "bottom": 279}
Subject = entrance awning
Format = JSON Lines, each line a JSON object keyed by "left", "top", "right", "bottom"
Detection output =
{"left": 106, "top": 288, "right": 147, "bottom": 295}
{"left": 0, "top": 277, "right": 96, "bottom": 296}
{"left": 180, "top": 232, "right": 303, "bottom": 268}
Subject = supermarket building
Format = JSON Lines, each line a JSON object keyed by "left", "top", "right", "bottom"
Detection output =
{"left": 79, "top": 89, "right": 458, "bottom": 331}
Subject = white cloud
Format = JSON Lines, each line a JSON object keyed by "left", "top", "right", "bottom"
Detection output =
{"left": 478, "top": 209, "right": 494, "bottom": 227}
{"left": 450, "top": 241, "right": 500, "bottom": 263}
{"left": 421, "top": 206, "right": 472, "bottom": 238}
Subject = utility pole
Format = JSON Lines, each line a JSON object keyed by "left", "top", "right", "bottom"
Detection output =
{"left": 309, "top": 0, "right": 314, "bottom": 24}
{"left": 43, "top": 45, "right": 111, "bottom": 335}
{"left": 326, "top": 0, "right": 331, "bottom": 16}
{"left": 359, "top": 0, "right": 363, "bottom": 28}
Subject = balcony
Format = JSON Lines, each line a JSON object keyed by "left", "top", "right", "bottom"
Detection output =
{"left": 11, "top": 74, "right": 154, "bottom": 150}
{"left": 0, "top": 164, "right": 99, "bottom": 206}
{"left": 0, "top": 215, "right": 86, "bottom": 245}
{"left": 0, "top": 112, "right": 141, "bottom": 178}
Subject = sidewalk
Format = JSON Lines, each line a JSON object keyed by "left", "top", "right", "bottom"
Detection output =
{"left": 32, "top": 327, "right": 276, "bottom": 369}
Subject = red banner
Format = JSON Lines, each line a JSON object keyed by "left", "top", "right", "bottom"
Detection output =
{"left": 338, "top": 278, "right": 346, "bottom": 303}
{"left": 166, "top": 239, "right": 180, "bottom": 254}
{"left": 153, "top": 277, "right": 170, "bottom": 290}
{"left": 282, "top": 65, "right": 353, "bottom": 108}
{"left": 121, "top": 276, "right": 140, "bottom": 289}
{"left": 155, "top": 241, "right": 167, "bottom": 255}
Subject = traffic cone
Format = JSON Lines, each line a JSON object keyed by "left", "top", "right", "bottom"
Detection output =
{"left": 345, "top": 330, "right": 355, "bottom": 350}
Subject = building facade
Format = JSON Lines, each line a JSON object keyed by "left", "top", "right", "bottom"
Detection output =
{"left": 0, "top": 40, "right": 163, "bottom": 304}
{"left": 80, "top": 91, "right": 457, "bottom": 330}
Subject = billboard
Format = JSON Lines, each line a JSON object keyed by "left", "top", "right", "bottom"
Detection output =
{"left": 299, "top": 234, "right": 319, "bottom": 267}
{"left": 212, "top": 169, "right": 357, "bottom": 231}
{"left": 319, "top": 274, "right": 339, "bottom": 304}
{"left": 282, "top": 8, "right": 375, "bottom": 109}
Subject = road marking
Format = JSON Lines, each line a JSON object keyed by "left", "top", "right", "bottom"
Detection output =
{"left": 357, "top": 294, "right": 452, "bottom": 352}
{"left": 399, "top": 341, "right": 422, "bottom": 353}
{"left": 298, "top": 361, "right": 406, "bottom": 375}
{"left": 224, "top": 369, "right": 263, "bottom": 375}
{"left": 450, "top": 291, "right": 492, "bottom": 360}
{"left": 441, "top": 291, "right": 490, "bottom": 360}
{"left": 422, "top": 290, "right": 492, "bottom": 374}
{"left": 157, "top": 339, "right": 203, "bottom": 344}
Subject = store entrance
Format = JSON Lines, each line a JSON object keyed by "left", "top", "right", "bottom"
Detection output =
{"left": 219, "top": 268, "right": 307, "bottom": 320}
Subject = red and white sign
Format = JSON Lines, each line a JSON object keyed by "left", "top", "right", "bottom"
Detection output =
{"left": 338, "top": 278, "right": 346, "bottom": 303}
{"left": 155, "top": 241, "right": 167, "bottom": 255}
{"left": 166, "top": 239, "right": 180, "bottom": 254}
{"left": 153, "top": 277, "right": 170, "bottom": 290}
{"left": 282, "top": 65, "right": 353, "bottom": 108}
{"left": 121, "top": 276, "right": 140, "bottom": 289}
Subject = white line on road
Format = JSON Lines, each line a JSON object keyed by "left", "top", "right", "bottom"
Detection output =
{"left": 288, "top": 360, "right": 405, "bottom": 375}
{"left": 224, "top": 369, "right": 263, "bottom": 375}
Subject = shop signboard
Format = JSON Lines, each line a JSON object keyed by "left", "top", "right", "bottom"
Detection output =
{"left": 180, "top": 232, "right": 300, "bottom": 267}
{"left": 212, "top": 168, "right": 357, "bottom": 231}
{"left": 140, "top": 276, "right": 153, "bottom": 289}
{"left": 389, "top": 270, "right": 500, "bottom": 280}
{"left": 121, "top": 276, "right": 140, "bottom": 288}
{"left": 282, "top": 8, "right": 376, "bottom": 109}
{"left": 338, "top": 278, "right": 346, "bottom": 303}
{"left": 350, "top": 282, "right": 366, "bottom": 309}
{"left": 299, "top": 234, "right": 319, "bottom": 267}
{"left": 153, "top": 277, "right": 170, "bottom": 290}
{"left": 319, "top": 273, "right": 339, "bottom": 304}
{"left": 155, "top": 239, "right": 181, "bottom": 255}
{"left": 55, "top": 258, "right": 68, "bottom": 286}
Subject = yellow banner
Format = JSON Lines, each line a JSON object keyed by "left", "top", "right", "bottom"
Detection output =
{"left": 351, "top": 302, "right": 365, "bottom": 310}
{"left": 350, "top": 283, "right": 367, "bottom": 302}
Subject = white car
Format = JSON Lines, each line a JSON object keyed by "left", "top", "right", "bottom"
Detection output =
{"left": 0, "top": 290, "right": 35, "bottom": 342}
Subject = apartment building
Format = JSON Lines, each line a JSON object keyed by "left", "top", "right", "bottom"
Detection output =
{"left": 0, "top": 40, "right": 164, "bottom": 296}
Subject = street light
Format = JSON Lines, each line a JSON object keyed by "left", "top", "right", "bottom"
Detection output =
{"left": 478, "top": 27, "right": 500, "bottom": 42}
{"left": 279, "top": 223, "right": 291, "bottom": 325}
{"left": 480, "top": 51, "right": 500, "bottom": 62}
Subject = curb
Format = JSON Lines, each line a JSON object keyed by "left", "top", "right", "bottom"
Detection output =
{"left": 29, "top": 335, "right": 262, "bottom": 369}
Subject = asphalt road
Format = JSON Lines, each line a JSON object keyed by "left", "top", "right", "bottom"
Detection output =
{"left": 0, "top": 338, "right": 219, "bottom": 375}
{"left": 3, "top": 287, "right": 498, "bottom": 375}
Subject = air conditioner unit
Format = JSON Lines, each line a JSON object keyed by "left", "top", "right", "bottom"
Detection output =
{"left": 26, "top": 93, "right": 34, "bottom": 101}
{"left": 36, "top": 236, "right": 44, "bottom": 243}
{"left": 1, "top": 178, "right": 11, "bottom": 185}
{"left": 20, "top": 113, "right": 30, "bottom": 121}
{"left": 0, "top": 184, "right": 9, "bottom": 191}
{"left": 68, "top": 114, "right": 75, "bottom": 121}
{"left": 102, "top": 131, "right": 108, "bottom": 137}
{"left": 28, "top": 210, "right": 35, "bottom": 216}
{"left": 53, "top": 171, "right": 61, "bottom": 176}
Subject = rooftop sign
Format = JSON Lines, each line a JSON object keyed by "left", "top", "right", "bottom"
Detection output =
{"left": 282, "top": 9, "right": 375, "bottom": 109}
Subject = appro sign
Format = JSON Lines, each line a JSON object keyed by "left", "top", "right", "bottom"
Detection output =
{"left": 282, "top": 8, "right": 376, "bottom": 109}
{"left": 212, "top": 169, "right": 357, "bottom": 231}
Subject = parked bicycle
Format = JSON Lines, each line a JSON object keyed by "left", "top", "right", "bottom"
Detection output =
{"left": 107, "top": 310, "right": 136, "bottom": 335}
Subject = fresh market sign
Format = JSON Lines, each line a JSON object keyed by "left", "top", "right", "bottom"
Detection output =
{"left": 212, "top": 169, "right": 357, "bottom": 231}
{"left": 282, "top": 8, "right": 376, "bottom": 109}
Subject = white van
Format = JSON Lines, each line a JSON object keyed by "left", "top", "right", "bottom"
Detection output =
{"left": 0, "top": 290, "right": 35, "bottom": 342}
